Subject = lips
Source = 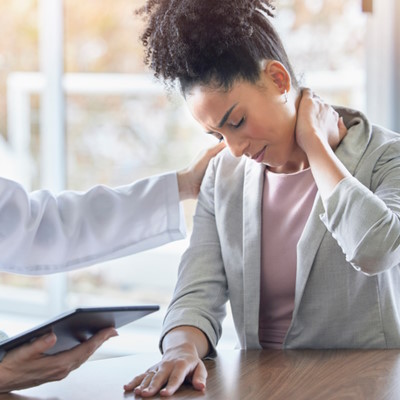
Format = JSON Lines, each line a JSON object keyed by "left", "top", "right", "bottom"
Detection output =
{"left": 251, "top": 146, "right": 267, "bottom": 163}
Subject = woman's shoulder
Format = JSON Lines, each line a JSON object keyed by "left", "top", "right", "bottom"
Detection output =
{"left": 336, "top": 105, "right": 400, "bottom": 151}
{"left": 214, "top": 146, "right": 244, "bottom": 163}
{"left": 212, "top": 147, "right": 247, "bottom": 173}
{"left": 201, "top": 147, "right": 250, "bottom": 198}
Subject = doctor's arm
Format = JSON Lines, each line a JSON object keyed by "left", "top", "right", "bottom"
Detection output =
{"left": 0, "top": 142, "right": 224, "bottom": 275}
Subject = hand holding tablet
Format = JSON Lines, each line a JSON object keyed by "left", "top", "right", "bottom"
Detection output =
{"left": 0, "top": 305, "right": 159, "bottom": 360}
{"left": 0, "top": 305, "right": 159, "bottom": 393}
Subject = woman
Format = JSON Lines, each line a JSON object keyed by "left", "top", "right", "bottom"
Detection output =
{"left": 126, "top": 0, "right": 400, "bottom": 397}
{"left": 0, "top": 142, "right": 224, "bottom": 393}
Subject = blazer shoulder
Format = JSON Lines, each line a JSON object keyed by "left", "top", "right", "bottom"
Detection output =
{"left": 200, "top": 149, "right": 248, "bottom": 204}
{"left": 368, "top": 124, "right": 400, "bottom": 159}
{"left": 212, "top": 148, "right": 247, "bottom": 175}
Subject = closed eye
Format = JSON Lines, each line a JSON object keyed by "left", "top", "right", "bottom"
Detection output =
{"left": 232, "top": 117, "right": 245, "bottom": 129}
{"left": 206, "top": 131, "right": 224, "bottom": 142}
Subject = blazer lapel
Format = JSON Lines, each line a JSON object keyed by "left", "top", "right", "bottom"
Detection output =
{"left": 291, "top": 106, "right": 372, "bottom": 321}
{"left": 242, "top": 159, "right": 265, "bottom": 349}
{"left": 291, "top": 195, "right": 326, "bottom": 321}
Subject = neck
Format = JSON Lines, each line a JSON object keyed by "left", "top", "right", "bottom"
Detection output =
{"left": 270, "top": 90, "right": 309, "bottom": 174}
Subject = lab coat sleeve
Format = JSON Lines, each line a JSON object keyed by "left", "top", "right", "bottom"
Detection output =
{"left": 0, "top": 172, "right": 186, "bottom": 274}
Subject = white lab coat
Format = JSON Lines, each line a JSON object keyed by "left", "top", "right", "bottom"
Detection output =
{"left": 0, "top": 172, "right": 186, "bottom": 275}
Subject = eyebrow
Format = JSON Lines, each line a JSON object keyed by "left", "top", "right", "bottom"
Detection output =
{"left": 217, "top": 103, "right": 239, "bottom": 129}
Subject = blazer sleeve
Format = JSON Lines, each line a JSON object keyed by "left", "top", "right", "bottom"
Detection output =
{"left": 160, "top": 159, "right": 228, "bottom": 358}
{"left": 0, "top": 172, "right": 186, "bottom": 274}
{"left": 320, "top": 139, "right": 400, "bottom": 275}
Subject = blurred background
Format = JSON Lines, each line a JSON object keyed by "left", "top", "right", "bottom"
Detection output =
{"left": 0, "top": 0, "right": 399, "bottom": 357}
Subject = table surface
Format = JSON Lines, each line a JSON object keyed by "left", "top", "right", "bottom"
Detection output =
{"left": 1, "top": 348, "right": 400, "bottom": 400}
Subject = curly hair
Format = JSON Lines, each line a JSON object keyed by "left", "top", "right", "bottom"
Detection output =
{"left": 136, "top": 0, "right": 298, "bottom": 94}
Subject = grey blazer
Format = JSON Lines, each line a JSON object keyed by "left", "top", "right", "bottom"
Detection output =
{"left": 162, "top": 107, "right": 400, "bottom": 352}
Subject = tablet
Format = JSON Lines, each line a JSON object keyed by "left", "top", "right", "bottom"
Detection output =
{"left": 0, "top": 305, "right": 159, "bottom": 360}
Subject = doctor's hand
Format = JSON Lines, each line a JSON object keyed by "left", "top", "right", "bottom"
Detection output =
{"left": 177, "top": 141, "right": 225, "bottom": 200}
{"left": 0, "top": 327, "right": 117, "bottom": 393}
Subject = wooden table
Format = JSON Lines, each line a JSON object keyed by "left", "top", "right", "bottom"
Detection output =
{"left": 1, "top": 349, "right": 400, "bottom": 399}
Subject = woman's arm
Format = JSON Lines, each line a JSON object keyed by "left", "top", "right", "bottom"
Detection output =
{"left": 296, "top": 89, "right": 400, "bottom": 274}
{"left": 124, "top": 149, "right": 230, "bottom": 397}
{"left": 295, "top": 88, "right": 350, "bottom": 204}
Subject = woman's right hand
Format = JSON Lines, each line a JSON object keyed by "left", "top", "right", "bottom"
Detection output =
{"left": 0, "top": 327, "right": 117, "bottom": 393}
{"left": 124, "top": 326, "right": 209, "bottom": 397}
{"left": 124, "top": 343, "right": 207, "bottom": 397}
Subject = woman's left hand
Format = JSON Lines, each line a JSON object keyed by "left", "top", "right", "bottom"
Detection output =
{"left": 295, "top": 88, "right": 351, "bottom": 203}
{"left": 295, "top": 88, "right": 347, "bottom": 155}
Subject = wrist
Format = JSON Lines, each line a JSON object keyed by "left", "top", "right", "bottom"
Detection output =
{"left": 162, "top": 326, "right": 209, "bottom": 358}
{"left": 164, "top": 341, "right": 198, "bottom": 357}
{"left": 300, "top": 129, "right": 328, "bottom": 156}
{"left": 177, "top": 170, "right": 195, "bottom": 201}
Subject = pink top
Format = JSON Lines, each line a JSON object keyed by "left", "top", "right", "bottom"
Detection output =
{"left": 259, "top": 167, "right": 317, "bottom": 348}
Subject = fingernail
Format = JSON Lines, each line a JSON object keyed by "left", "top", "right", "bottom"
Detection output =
{"left": 44, "top": 333, "right": 55, "bottom": 343}
{"left": 108, "top": 329, "right": 119, "bottom": 338}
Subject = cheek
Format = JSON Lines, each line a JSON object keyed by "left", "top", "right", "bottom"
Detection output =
{"left": 245, "top": 118, "right": 274, "bottom": 141}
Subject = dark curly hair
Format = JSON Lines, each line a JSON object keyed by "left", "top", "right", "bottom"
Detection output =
{"left": 136, "top": 0, "right": 298, "bottom": 94}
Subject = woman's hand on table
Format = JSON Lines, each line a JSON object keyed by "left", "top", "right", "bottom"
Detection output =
{"left": 124, "top": 326, "right": 209, "bottom": 397}
{"left": 124, "top": 343, "right": 207, "bottom": 397}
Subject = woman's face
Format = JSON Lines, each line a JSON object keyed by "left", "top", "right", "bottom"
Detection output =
{"left": 186, "top": 71, "right": 308, "bottom": 173}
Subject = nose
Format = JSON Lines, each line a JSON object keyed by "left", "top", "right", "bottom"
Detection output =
{"left": 224, "top": 134, "right": 248, "bottom": 158}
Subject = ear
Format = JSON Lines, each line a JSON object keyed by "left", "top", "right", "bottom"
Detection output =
{"left": 261, "top": 60, "right": 291, "bottom": 94}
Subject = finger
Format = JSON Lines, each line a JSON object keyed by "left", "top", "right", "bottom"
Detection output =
{"left": 301, "top": 87, "right": 313, "bottom": 99}
{"left": 338, "top": 116, "right": 347, "bottom": 135}
{"left": 134, "top": 371, "right": 160, "bottom": 393}
{"left": 206, "top": 141, "right": 226, "bottom": 158}
{"left": 195, "top": 141, "right": 225, "bottom": 168}
{"left": 138, "top": 368, "right": 172, "bottom": 397}
{"left": 124, "top": 372, "right": 150, "bottom": 393}
{"left": 54, "top": 327, "right": 118, "bottom": 369}
{"left": 191, "top": 361, "right": 208, "bottom": 391}
{"left": 158, "top": 364, "right": 190, "bottom": 397}
{"left": 17, "top": 332, "right": 57, "bottom": 360}
{"left": 312, "top": 92, "right": 322, "bottom": 100}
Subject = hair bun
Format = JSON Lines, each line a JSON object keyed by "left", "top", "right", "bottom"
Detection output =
{"left": 136, "top": 0, "right": 293, "bottom": 90}
{"left": 172, "top": 0, "right": 275, "bottom": 58}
